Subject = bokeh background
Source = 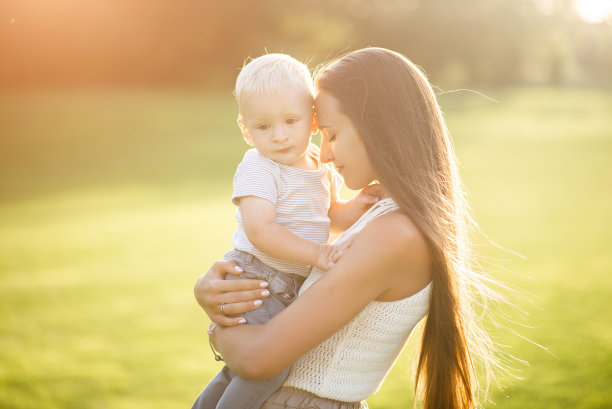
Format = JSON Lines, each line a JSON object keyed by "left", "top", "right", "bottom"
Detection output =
{"left": 1, "top": 1, "right": 611, "bottom": 408}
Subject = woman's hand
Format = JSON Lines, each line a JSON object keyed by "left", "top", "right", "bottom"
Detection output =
{"left": 194, "top": 259, "right": 270, "bottom": 326}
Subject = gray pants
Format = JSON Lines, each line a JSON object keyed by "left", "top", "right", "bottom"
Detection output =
{"left": 191, "top": 249, "right": 305, "bottom": 409}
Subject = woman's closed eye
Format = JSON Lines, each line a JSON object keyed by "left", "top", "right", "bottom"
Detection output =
{"left": 324, "top": 132, "right": 336, "bottom": 142}
{"left": 321, "top": 129, "right": 336, "bottom": 141}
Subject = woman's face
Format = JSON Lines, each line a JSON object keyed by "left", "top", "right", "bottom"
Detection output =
{"left": 314, "top": 90, "right": 376, "bottom": 190}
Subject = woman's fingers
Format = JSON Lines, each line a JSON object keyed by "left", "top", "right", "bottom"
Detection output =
{"left": 220, "top": 288, "right": 271, "bottom": 304}
{"left": 209, "top": 277, "right": 268, "bottom": 293}
{"left": 211, "top": 259, "right": 243, "bottom": 278}
{"left": 223, "top": 299, "right": 265, "bottom": 317}
{"left": 194, "top": 259, "right": 271, "bottom": 326}
{"left": 208, "top": 296, "right": 269, "bottom": 327}
{"left": 201, "top": 279, "right": 268, "bottom": 309}
{"left": 196, "top": 277, "right": 268, "bottom": 309}
{"left": 212, "top": 315, "right": 245, "bottom": 327}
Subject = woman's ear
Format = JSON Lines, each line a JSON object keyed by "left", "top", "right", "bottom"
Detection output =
{"left": 237, "top": 118, "right": 254, "bottom": 146}
{"left": 311, "top": 114, "right": 319, "bottom": 134}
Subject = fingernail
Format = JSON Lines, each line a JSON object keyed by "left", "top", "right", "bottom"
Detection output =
{"left": 238, "top": 318, "right": 246, "bottom": 324}
{"left": 234, "top": 266, "right": 243, "bottom": 272}
{"left": 254, "top": 300, "right": 262, "bottom": 306}
{"left": 260, "top": 281, "right": 269, "bottom": 288}
{"left": 261, "top": 290, "right": 270, "bottom": 297}
{"left": 207, "top": 329, "right": 213, "bottom": 335}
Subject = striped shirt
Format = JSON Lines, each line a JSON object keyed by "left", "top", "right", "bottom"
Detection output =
{"left": 231, "top": 144, "right": 342, "bottom": 277}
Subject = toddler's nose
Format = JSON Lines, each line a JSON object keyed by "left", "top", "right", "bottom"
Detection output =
{"left": 272, "top": 127, "right": 289, "bottom": 143}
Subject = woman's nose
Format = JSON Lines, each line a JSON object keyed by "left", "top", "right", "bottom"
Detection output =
{"left": 319, "top": 139, "right": 334, "bottom": 163}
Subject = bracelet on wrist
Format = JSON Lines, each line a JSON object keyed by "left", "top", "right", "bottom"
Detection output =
{"left": 207, "top": 323, "right": 224, "bottom": 362}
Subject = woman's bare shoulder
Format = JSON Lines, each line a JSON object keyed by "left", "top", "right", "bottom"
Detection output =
{"left": 356, "top": 210, "right": 428, "bottom": 257}
{"left": 353, "top": 210, "right": 432, "bottom": 301}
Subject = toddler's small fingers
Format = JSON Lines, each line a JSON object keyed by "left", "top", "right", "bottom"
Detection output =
{"left": 338, "top": 239, "right": 353, "bottom": 252}
{"left": 360, "top": 195, "right": 379, "bottom": 204}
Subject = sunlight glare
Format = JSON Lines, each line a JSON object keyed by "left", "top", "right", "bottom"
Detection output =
{"left": 574, "top": 0, "right": 612, "bottom": 23}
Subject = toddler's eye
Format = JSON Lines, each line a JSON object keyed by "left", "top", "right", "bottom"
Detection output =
{"left": 286, "top": 118, "right": 298, "bottom": 125}
{"left": 256, "top": 124, "right": 270, "bottom": 131}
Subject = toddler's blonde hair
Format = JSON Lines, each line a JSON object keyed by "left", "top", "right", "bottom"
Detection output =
{"left": 235, "top": 54, "right": 314, "bottom": 117}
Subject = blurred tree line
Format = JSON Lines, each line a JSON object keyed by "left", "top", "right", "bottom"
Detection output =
{"left": 1, "top": 0, "right": 610, "bottom": 89}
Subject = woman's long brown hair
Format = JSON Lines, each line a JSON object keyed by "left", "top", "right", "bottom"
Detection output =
{"left": 315, "top": 48, "right": 498, "bottom": 409}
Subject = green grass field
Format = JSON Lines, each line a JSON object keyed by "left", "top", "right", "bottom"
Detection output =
{"left": 0, "top": 87, "right": 610, "bottom": 408}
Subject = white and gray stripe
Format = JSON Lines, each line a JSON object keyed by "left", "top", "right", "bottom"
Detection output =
{"left": 231, "top": 145, "right": 342, "bottom": 277}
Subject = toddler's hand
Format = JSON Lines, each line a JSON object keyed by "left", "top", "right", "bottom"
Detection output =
{"left": 314, "top": 240, "right": 352, "bottom": 271}
{"left": 355, "top": 184, "right": 384, "bottom": 206}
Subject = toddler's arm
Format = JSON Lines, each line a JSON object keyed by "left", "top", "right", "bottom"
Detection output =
{"left": 240, "top": 196, "right": 345, "bottom": 270}
{"left": 329, "top": 184, "right": 385, "bottom": 233}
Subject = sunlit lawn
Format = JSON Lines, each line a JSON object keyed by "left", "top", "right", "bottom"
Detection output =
{"left": 0, "top": 87, "right": 610, "bottom": 408}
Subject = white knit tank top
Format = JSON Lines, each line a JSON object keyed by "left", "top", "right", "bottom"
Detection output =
{"left": 283, "top": 198, "right": 432, "bottom": 402}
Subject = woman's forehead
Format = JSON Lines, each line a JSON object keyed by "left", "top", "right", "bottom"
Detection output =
{"left": 314, "top": 90, "right": 340, "bottom": 113}
{"left": 315, "top": 91, "right": 349, "bottom": 129}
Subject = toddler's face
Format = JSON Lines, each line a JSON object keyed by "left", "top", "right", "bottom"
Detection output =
{"left": 239, "top": 88, "right": 316, "bottom": 168}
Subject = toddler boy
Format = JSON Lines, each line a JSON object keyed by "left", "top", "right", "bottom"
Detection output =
{"left": 191, "top": 53, "right": 350, "bottom": 409}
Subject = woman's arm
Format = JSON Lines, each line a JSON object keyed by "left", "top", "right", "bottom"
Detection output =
{"left": 211, "top": 212, "right": 431, "bottom": 379}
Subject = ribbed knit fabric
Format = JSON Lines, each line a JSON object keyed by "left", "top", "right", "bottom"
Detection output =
{"left": 284, "top": 198, "right": 432, "bottom": 401}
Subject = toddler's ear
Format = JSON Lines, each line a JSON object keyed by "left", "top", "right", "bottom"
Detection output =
{"left": 311, "top": 114, "right": 319, "bottom": 134}
{"left": 237, "top": 118, "right": 254, "bottom": 146}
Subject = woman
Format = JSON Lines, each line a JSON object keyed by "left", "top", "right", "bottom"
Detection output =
{"left": 195, "top": 47, "right": 498, "bottom": 409}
